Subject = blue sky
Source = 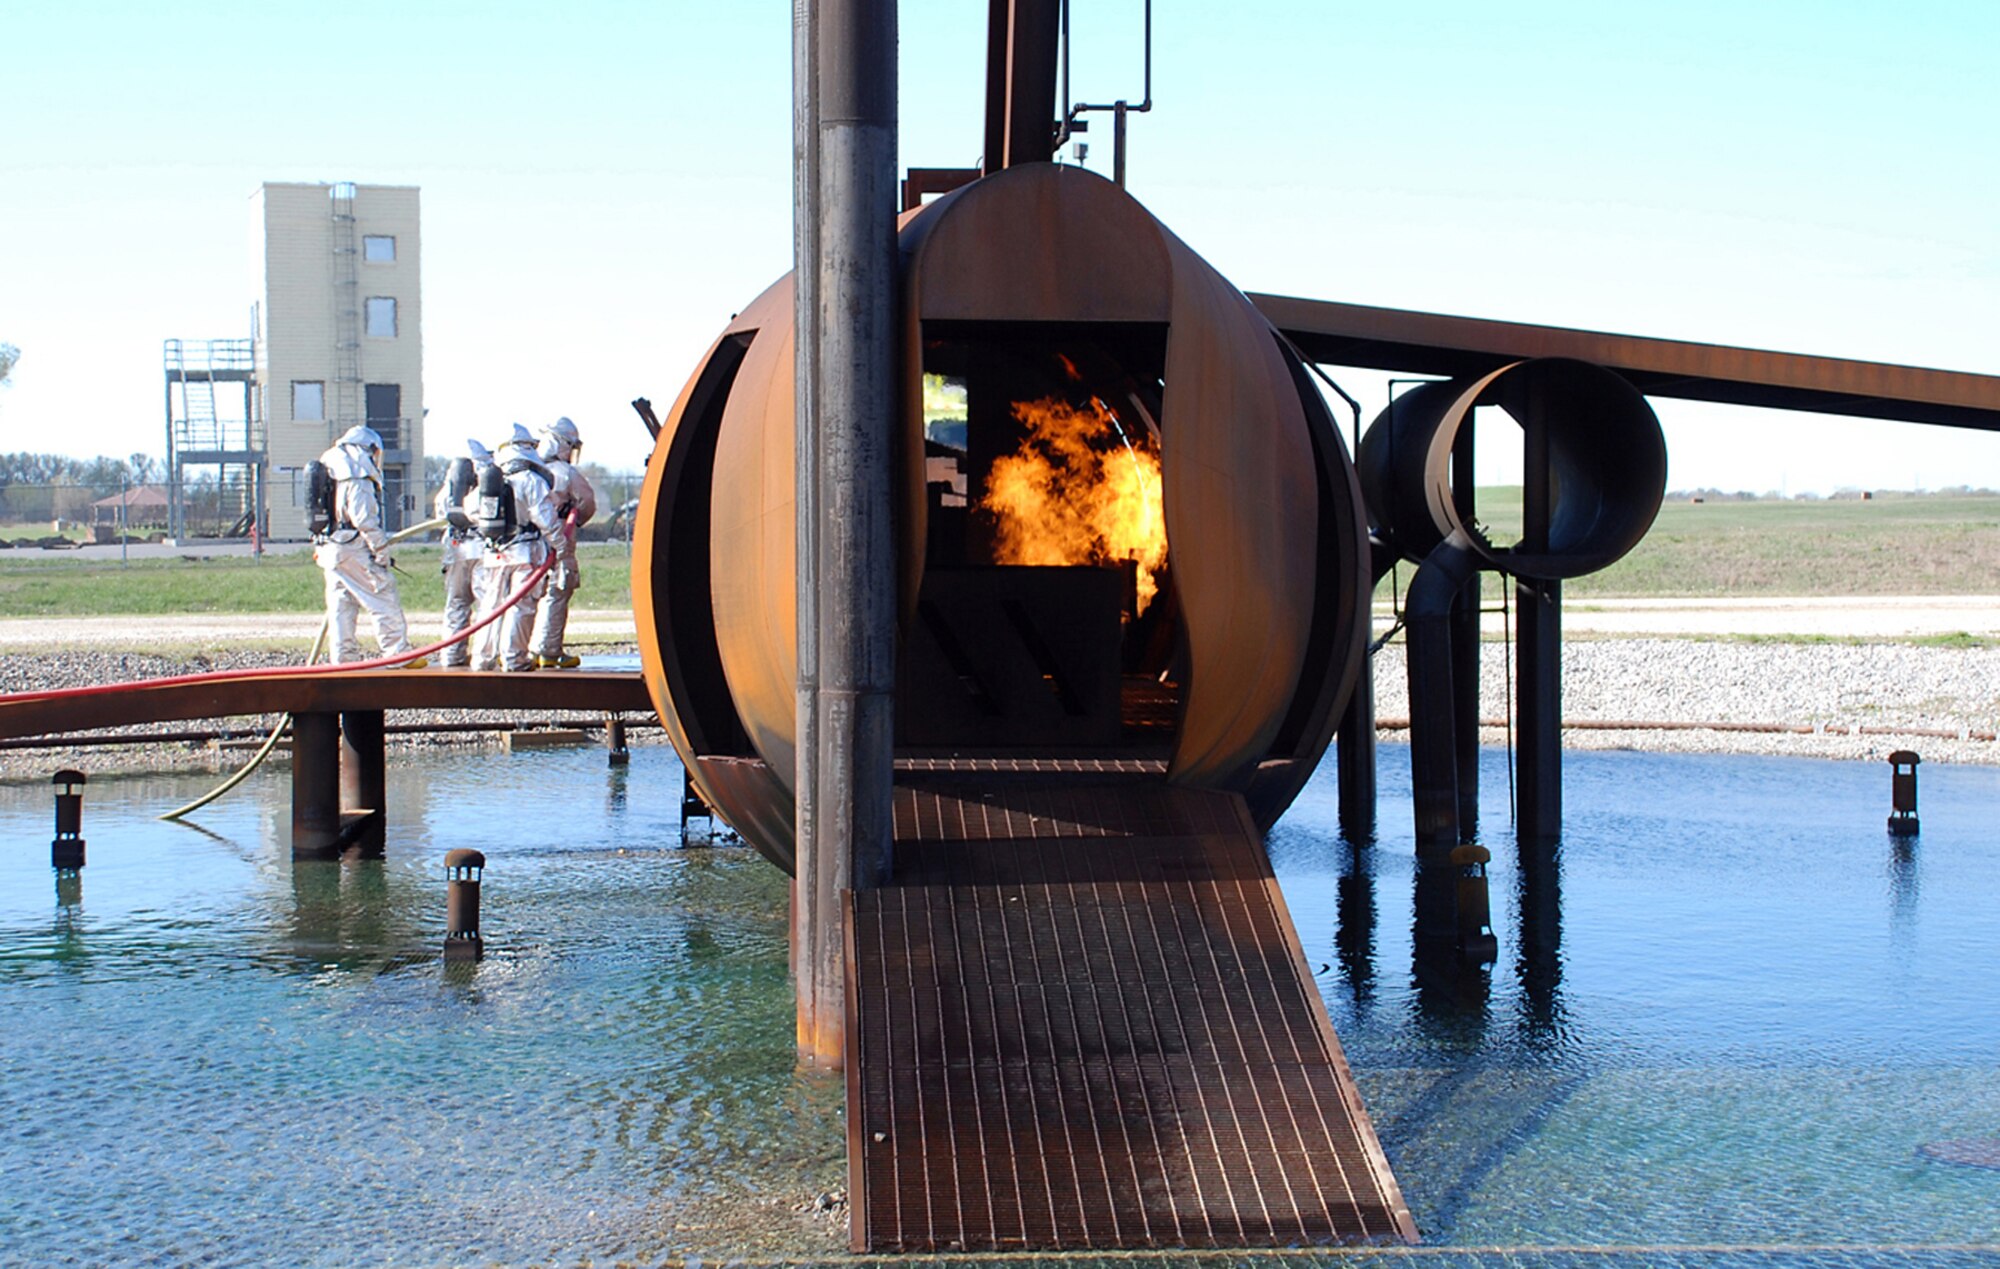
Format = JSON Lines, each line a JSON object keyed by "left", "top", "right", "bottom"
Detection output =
{"left": 1, "top": 0, "right": 1994, "bottom": 491}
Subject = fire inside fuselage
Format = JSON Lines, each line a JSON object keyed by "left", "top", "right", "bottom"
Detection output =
{"left": 901, "top": 327, "right": 1181, "bottom": 752}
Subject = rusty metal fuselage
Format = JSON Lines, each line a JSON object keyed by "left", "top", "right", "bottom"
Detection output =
{"left": 633, "top": 164, "right": 1372, "bottom": 869}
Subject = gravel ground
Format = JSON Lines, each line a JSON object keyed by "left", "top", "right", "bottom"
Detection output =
{"left": 0, "top": 644, "right": 664, "bottom": 779}
{"left": 1372, "top": 638, "right": 2000, "bottom": 765}
{"left": 9, "top": 634, "right": 2000, "bottom": 779}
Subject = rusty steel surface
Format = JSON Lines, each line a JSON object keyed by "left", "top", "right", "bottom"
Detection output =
{"left": 1253, "top": 292, "right": 2000, "bottom": 431}
{"left": 848, "top": 780, "right": 1414, "bottom": 1251}
{"left": 0, "top": 670, "right": 652, "bottom": 743}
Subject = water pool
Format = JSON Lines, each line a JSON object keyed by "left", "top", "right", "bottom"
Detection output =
{"left": 1, "top": 741, "right": 1995, "bottom": 1267}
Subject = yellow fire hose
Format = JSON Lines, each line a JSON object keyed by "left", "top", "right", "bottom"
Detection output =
{"left": 162, "top": 516, "right": 447, "bottom": 822}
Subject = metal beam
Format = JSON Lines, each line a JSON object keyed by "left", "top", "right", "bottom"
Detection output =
{"left": 1253, "top": 293, "right": 2000, "bottom": 431}
{"left": 0, "top": 670, "right": 652, "bottom": 742}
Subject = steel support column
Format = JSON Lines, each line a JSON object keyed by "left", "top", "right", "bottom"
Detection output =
{"left": 291, "top": 712, "right": 341, "bottom": 858}
{"left": 792, "top": 0, "right": 823, "bottom": 1046}
{"left": 1516, "top": 576, "right": 1561, "bottom": 839}
{"left": 1517, "top": 381, "right": 1562, "bottom": 841}
{"left": 1337, "top": 543, "right": 1397, "bottom": 840}
{"left": 797, "top": 0, "right": 898, "bottom": 1069}
{"left": 1449, "top": 413, "right": 1480, "bottom": 837}
{"left": 1335, "top": 657, "right": 1376, "bottom": 841}
{"left": 340, "top": 709, "right": 386, "bottom": 857}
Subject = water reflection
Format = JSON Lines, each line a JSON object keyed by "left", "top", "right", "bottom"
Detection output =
{"left": 1514, "top": 834, "right": 1566, "bottom": 1045}
{"left": 1887, "top": 836, "right": 1920, "bottom": 954}
{"left": 52, "top": 872, "right": 84, "bottom": 960}
{"left": 1334, "top": 842, "right": 1376, "bottom": 1011}
{"left": 282, "top": 859, "right": 412, "bottom": 971}
{"left": 607, "top": 761, "right": 630, "bottom": 815}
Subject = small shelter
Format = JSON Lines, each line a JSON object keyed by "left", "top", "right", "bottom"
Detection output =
{"left": 90, "top": 485, "right": 171, "bottom": 536}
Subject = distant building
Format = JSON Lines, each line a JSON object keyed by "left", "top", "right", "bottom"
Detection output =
{"left": 252, "top": 181, "right": 424, "bottom": 537}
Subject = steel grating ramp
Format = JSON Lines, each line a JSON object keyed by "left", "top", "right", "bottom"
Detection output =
{"left": 847, "top": 779, "right": 1417, "bottom": 1251}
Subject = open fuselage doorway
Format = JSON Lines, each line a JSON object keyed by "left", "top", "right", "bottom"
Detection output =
{"left": 899, "top": 322, "right": 1182, "bottom": 756}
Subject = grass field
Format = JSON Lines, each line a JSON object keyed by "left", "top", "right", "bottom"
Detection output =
{"left": 0, "top": 542, "right": 636, "bottom": 616}
{"left": 1382, "top": 488, "right": 2000, "bottom": 600}
{"left": 3, "top": 493, "right": 1998, "bottom": 618}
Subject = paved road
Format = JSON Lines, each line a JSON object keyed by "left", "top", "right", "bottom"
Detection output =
{"left": 0, "top": 608, "right": 641, "bottom": 649}
{"left": 6, "top": 539, "right": 315, "bottom": 561}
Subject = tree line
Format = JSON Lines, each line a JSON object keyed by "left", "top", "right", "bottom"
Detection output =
{"left": 0, "top": 451, "right": 163, "bottom": 491}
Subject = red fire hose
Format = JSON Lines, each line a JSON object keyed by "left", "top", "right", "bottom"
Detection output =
{"left": 0, "top": 516, "right": 576, "bottom": 708}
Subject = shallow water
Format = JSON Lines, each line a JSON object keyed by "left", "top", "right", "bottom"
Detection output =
{"left": 1, "top": 741, "right": 1996, "bottom": 1267}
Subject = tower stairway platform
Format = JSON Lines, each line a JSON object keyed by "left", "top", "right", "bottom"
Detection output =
{"left": 848, "top": 769, "right": 1416, "bottom": 1251}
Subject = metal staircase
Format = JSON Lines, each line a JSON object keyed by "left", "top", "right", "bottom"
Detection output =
{"left": 162, "top": 338, "right": 261, "bottom": 539}
{"left": 329, "top": 182, "right": 363, "bottom": 442}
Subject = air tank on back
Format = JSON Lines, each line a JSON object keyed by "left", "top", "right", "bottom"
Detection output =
{"left": 633, "top": 164, "right": 1372, "bottom": 870}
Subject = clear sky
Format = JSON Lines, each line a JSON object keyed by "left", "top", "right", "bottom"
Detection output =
{"left": 2, "top": 1, "right": 1994, "bottom": 492}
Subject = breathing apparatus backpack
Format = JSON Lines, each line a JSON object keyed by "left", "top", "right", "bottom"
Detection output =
{"left": 305, "top": 460, "right": 337, "bottom": 538}
{"left": 499, "top": 453, "right": 554, "bottom": 540}
{"left": 474, "top": 461, "right": 516, "bottom": 543}
{"left": 443, "top": 457, "right": 477, "bottom": 534}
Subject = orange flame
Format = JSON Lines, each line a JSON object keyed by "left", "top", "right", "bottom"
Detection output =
{"left": 980, "top": 395, "right": 1168, "bottom": 613}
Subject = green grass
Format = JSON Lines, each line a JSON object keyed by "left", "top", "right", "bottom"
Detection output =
{"left": 0, "top": 542, "right": 636, "bottom": 617}
{"left": 1377, "top": 488, "right": 2000, "bottom": 600}
{"left": 9, "top": 491, "right": 2000, "bottom": 619}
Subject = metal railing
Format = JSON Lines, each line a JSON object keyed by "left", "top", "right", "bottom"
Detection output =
{"left": 163, "top": 339, "right": 256, "bottom": 374}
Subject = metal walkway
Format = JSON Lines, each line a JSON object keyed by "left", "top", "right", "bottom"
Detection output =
{"left": 848, "top": 775, "right": 1416, "bottom": 1251}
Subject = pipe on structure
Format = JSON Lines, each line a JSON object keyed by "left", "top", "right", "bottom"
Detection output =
{"left": 796, "top": 0, "right": 899, "bottom": 1069}
{"left": 1403, "top": 531, "right": 1481, "bottom": 852}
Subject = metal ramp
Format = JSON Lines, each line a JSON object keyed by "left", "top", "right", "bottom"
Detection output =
{"left": 847, "top": 775, "right": 1416, "bottom": 1251}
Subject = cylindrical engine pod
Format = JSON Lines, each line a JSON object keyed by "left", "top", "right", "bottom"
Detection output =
{"left": 443, "top": 848, "right": 485, "bottom": 963}
{"left": 51, "top": 769, "right": 86, "bottom": 873}
{"left": 1357, "top": 357, "right": 1667, "bottom": 578}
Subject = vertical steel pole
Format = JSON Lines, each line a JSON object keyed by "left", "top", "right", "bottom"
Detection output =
{"left": 1449, "top": 412, "right": 1480, "bottom": 838}
{"left": 792, "top": 0, "right": 823, "bottom": 1058}
{"left": 799, "top": 0, "right": 898, "bottom": 1068}
{"left": 1516, "top": 374, "right": 1562, "bottom": 841}
{"left": 164, "top": 376, "right": 178, "bottom": 541}
{"left": 1112, "top": 100, "right": 1129, "bottom": 187}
